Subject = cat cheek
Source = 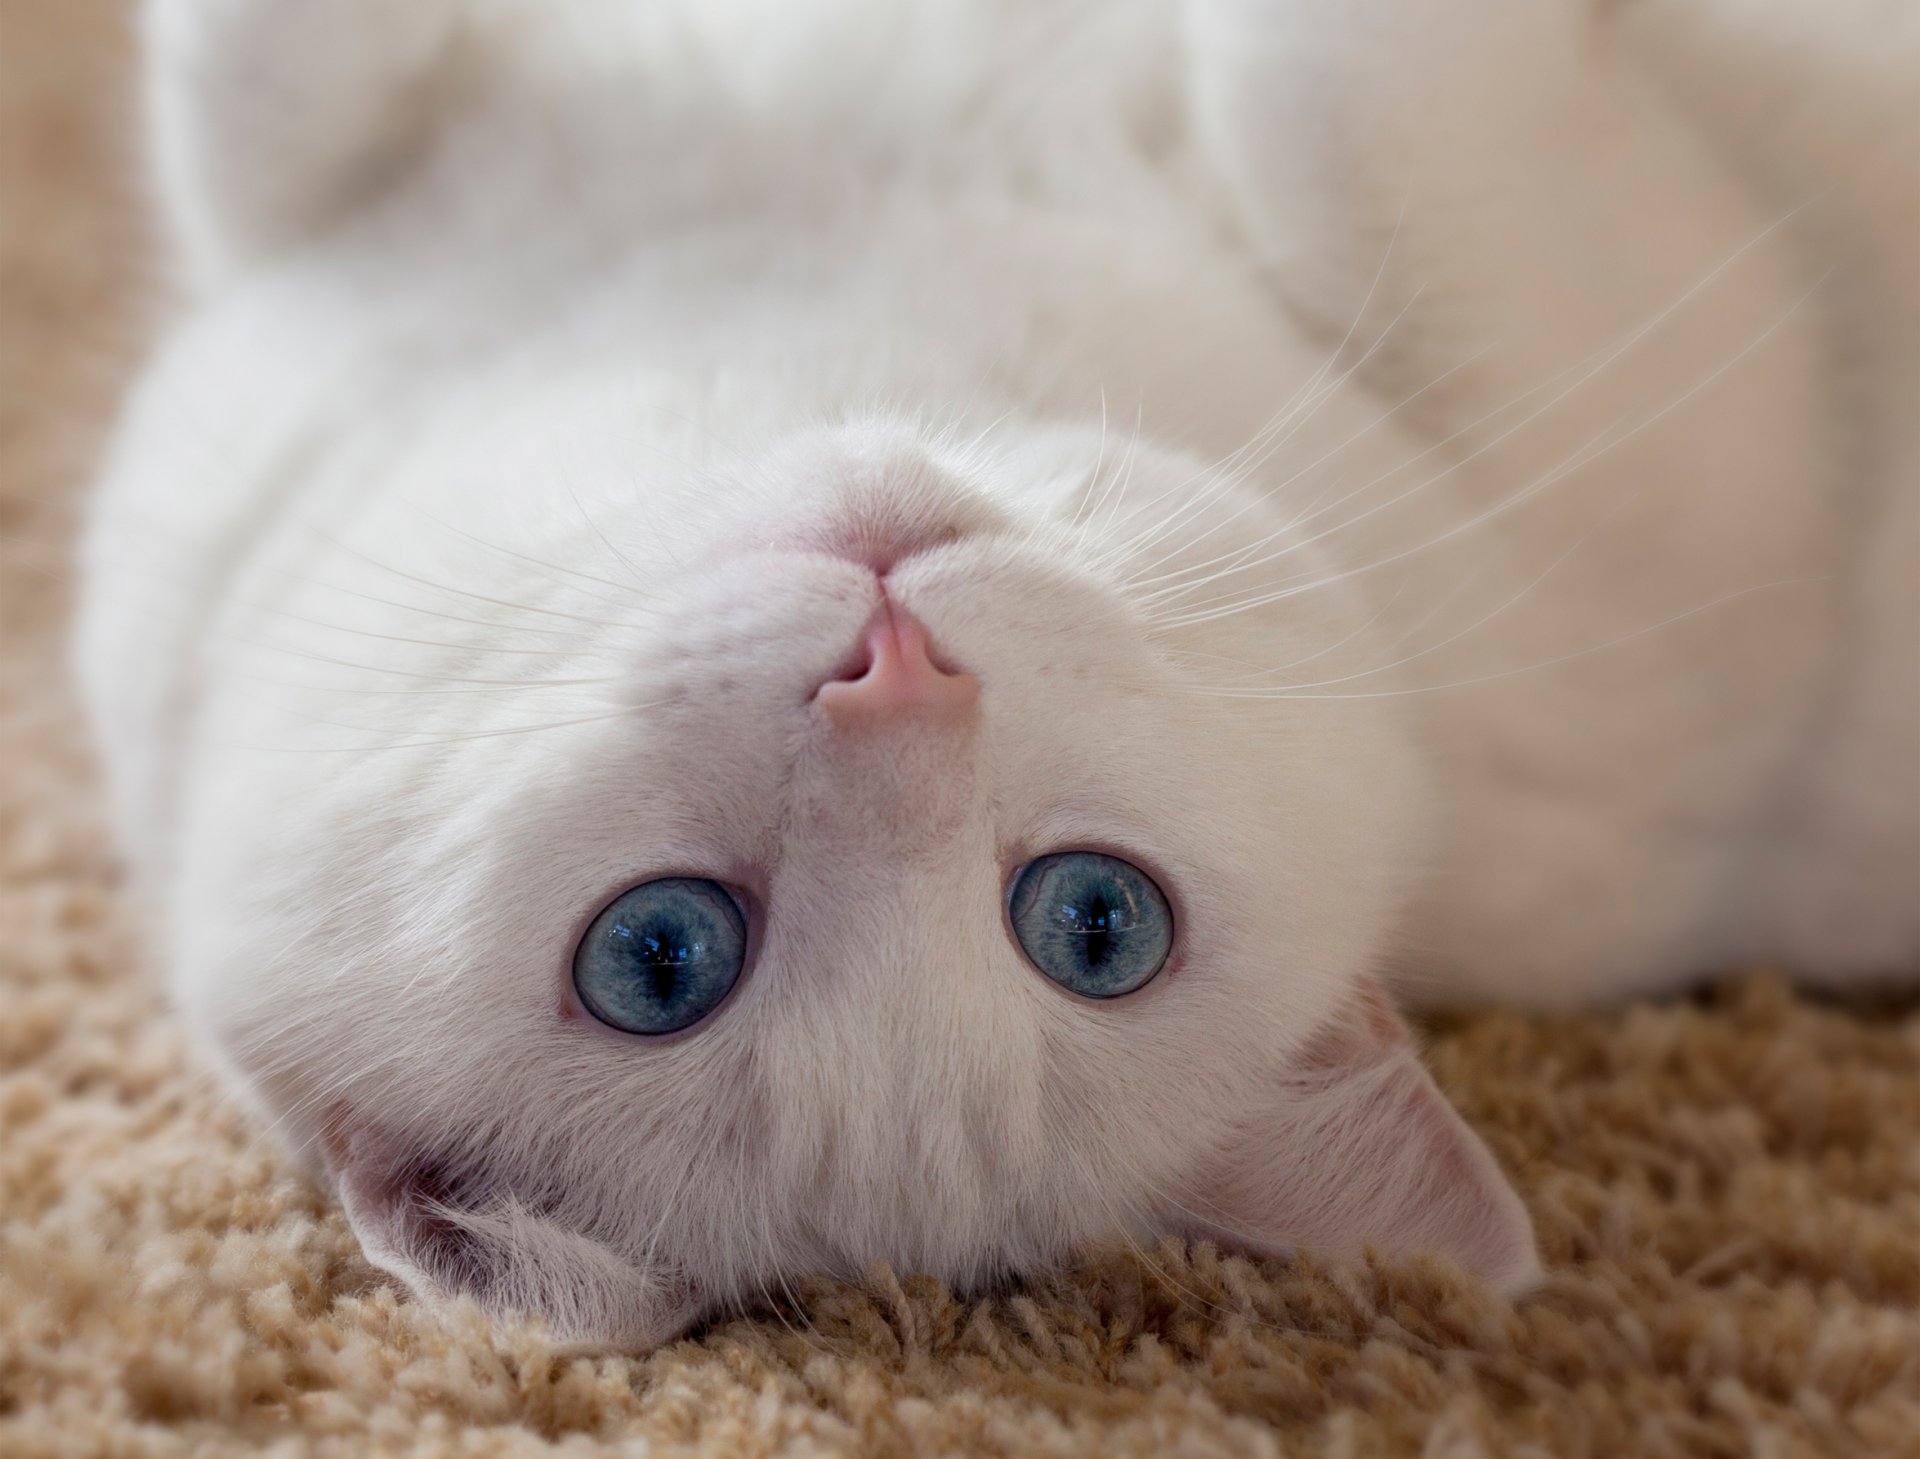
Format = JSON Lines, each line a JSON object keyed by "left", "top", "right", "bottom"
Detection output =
{"left": 324, "top": 1118, "right": 701, "bottom": 1351}
{"left": 1171, "top": 979, "right": 1541, "bottom": 1294}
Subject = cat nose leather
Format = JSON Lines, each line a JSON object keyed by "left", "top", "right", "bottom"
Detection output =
{"left": 815, "top": 598, "right": 977, "bottom": 728}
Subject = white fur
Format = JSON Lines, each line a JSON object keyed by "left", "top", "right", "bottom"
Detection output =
{"left": 76, "top": 0, "right": 1916, "bottom": 1344}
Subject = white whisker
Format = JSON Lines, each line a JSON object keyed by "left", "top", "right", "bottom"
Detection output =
{"left": 1149, "top": 271, "right": 1825, "bottom": 632}
{"left": 223, "top": 706, "right": 654, "bottom": 753}
{"left": 302, "top": 525, "right": 646, "bottom": 627}
{"left": 405, "top": 503, "right": 659, "bottom": 602}
{"left": 1159, "top": 576, "right": 1826, "bottom": 701}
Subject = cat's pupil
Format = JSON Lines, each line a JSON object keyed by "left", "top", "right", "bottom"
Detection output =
{"left": 612, "top": 923, "right": 709, "bottom": 1003}
{"left": 1065, "top": 891, "right": 1119, "bottom": 968}
{"left": 635, "top": 928, "right": 698, "bottom": 1002}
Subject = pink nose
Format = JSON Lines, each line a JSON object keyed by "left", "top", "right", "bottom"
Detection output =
{"left": 815, "top": 598, "right": 978, "bottom": 728}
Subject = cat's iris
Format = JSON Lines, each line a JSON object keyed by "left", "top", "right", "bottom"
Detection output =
{"left": 1008, "top": 852, "right": 1172, "bottom": 998}
{"left": 573, "top": 878, "right": 747, "bottom": 1035}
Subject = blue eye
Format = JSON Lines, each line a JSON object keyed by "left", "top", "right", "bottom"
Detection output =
{"left": 573, "top": 878, "right": 747, "bottom": 1035}
{"left": 1007, "top": 852, "right": 1172, "bottom": 998}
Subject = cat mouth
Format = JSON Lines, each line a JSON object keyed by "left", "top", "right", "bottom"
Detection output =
{"left": 779, "top": 463, "right": 993, "bottom": 576}
{"left": 800, "top": 519, "right": 968, "bottom": 576}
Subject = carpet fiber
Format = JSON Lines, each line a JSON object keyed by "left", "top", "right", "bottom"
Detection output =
{"left": 2, "top": 5, "right": 1916, "bottom": 1455}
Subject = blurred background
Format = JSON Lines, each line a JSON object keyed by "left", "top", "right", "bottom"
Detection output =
{"left": 2, "top": 0, "right": 141, "bottom": 673}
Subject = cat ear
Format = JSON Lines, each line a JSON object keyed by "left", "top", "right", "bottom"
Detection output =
{"left": 1180, "top": 979, "right": 1540, "bottom": 1292}
{"left": 327, "top": 1125, "right": 698, "bottom": 1350}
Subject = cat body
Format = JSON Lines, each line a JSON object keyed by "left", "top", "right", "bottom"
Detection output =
{"left": 76, "top": 0, "right": 1916, "bottom": 1345}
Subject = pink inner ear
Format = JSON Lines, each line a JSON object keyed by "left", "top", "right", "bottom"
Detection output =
{"left": 1180, "top": 979, "right": 1541, "bottom": 1293}
{"left": 323, "top": 1115, "right": 701, "bottom": 1350}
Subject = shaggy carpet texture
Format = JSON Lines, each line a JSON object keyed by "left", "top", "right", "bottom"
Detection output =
{"left": 2, "top": 4, "right": 1916, "bottom": 1456}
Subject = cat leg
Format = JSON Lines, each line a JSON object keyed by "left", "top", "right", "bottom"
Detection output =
{"left": 1184, "top": 0, "right": 1818, "bottom": 440}
{"left": 142, "top": 0, "right": 467, "bottom": 289}
{"left": 1187, "top": 1, "right": 1845, "bottom": 1001}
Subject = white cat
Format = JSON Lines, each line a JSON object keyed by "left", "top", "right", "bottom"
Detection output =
{"left": 76, "top": 0, "right": 1917, "bottom": 1347}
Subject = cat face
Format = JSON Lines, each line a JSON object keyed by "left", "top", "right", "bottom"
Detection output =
{"left": 171, "top": 416, "right": 1536, "bottom": 1346}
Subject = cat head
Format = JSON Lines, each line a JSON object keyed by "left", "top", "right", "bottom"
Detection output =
{"left": 171, "top": 414, "right": 1537, "bottom": 1347}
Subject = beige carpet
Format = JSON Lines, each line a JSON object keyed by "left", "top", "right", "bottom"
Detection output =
{"left": 2, "top": 5, "right": 1916, "bottom": 1455}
